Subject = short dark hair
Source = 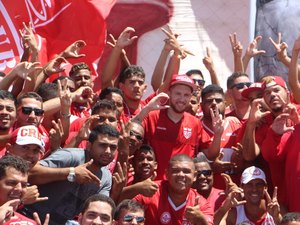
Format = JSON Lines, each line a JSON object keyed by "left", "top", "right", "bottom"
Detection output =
{"left": 52, "top": 75, "right": 75, "bottom": 83}
{"left": 17, "top": 92, "right": 43, "bottom": 108}
{"left": 99, "top": 87, "right": 124, "bottom": 100}
{"left": 135, "top": 144, "right": 156, "bottom": 160}
{"left": 36, "top": 83, "right": 58, "bottom": 102}
{"left": 81, "top": 194, "right": 116, "bottom": 217}
{"left": 168, "top": 154, "right": 194, "bottom": 169}
{"left": 119, "top": 65, "right": 145, "bottom": 83}
{"left": 227, "top": 72, "right": 249, "bottom": 89}
{"left": 186, "top": 69, "right": 203, "bottom": 78}
{"left": 193, "top": 152, "right": 209, "bottom": 164}
{"left": 201, "top": 84, "right": 224, "bottom": 101}
{"left": 0, "top": 155, "right": 29, "bottom": 180}
{"left": 89, "top": 124, "right": 119, "bottom": 143}
{"left": 69, "top": 62, "right": 91, "bottom": 77}
{"left": 91, "top": 99, "right": 117, "bottom": 115}
{"left": 0, "top": 90, "right": 16, "bottom": 105}
{"left": 114, "top": 199, "right": 144, "bottom": 220}
{"left": 281, "top": 212, "right": 300, "bottom": 224}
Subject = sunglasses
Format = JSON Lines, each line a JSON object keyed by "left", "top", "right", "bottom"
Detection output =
{"left": 231, "top": 82, "right": 252, "bottom": 90}
{"left": 130, "top": 130, "right": 143, "bottom": 141}
{"left": 123, "top": 215, "right": 145, "bottom": 223}
{"left": 197, "top": 170, "right": 212, "bottom": 177}
{"left": 192, "top": 79, "right": 205, "bottom": 86}
{"left": 22, "top": 107, "right": 44, "bottom": 116}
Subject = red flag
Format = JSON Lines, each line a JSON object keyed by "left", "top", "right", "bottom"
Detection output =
{"left": 0, "top": 0, "right": 116, "bottom": 76}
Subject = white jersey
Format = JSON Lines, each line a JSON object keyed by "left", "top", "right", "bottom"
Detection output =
{"left": 235, "top": 205, "right": 276, "bottom": 225}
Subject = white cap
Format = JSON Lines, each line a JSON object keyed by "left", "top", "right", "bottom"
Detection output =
{"left": 241, "top": 166, "right": 266, "bottom": 184}
{"left": 10, "top": 125, "right": 45, "bottom": 153}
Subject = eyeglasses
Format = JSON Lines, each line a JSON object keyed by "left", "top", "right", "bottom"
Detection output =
{"left": 231, "top": 82, "right": 252, "bottom": 90}
{"left": 22, "top": 107, "right": 44, "bottom": 116}
{"left": 197, "top": 170, "right": 212, "bottom": 177}
{"left": 130, "top": 130, "right": 143, "bottom": 141}
{"left": 123, "top": 215, "right": 145, "bottom": 223}
{"left": 192, "top": 79, "right": 205, "bottom": 86}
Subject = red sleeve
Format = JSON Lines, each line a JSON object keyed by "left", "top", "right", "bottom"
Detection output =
{"left": 261, "top": 127, "right": 291, "bottom": 162}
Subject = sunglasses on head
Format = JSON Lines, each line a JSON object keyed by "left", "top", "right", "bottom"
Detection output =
{"left": 197, "top": 170, "right": 212, "bottom": 177}
{"left": 22, "top": 107, "right": 44, "bottom": 116}
{"left": 130, "top": 130, "right": 143, "bottom": 141}
{"left": 231, "top": 82, "right": 252, "bottom": 90}
{"left": 192, "top": 79, "right": 205, "bottom": 86}
{"left": 123, "top": 215, "right": 145, "bottom": 223}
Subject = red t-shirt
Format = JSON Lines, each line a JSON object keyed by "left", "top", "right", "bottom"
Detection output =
{"left": 206, "top": 187, "right": 225, "bottom": 212}
{"left": 143, "top": 109, "right": 203, "bottom": 180}
{"left": 134, "top": 180, "right": 213, "bottom": 225}
{"left": 123, "top": 92, "right": 156, "bottom": 121}
{"left": 4, "top": 211, "right": 37, "bottom": 225}
{"left": 262, "top": 124, "right": 300, "bottom": 211}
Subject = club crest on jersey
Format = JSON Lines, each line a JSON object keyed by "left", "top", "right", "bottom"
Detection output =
{"left": 160, "top": 212, "right": 171, "bottom": 224}
{"left": 183, "top": 127, "right": 192, "bottom": 139}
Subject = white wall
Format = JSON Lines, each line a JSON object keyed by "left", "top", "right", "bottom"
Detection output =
{"left": 137, "top": 0, "right": 252, "bottom": 97}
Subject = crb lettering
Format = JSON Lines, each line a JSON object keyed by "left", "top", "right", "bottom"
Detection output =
{"left": 0, "top": 25, "right": 16, "bottom": 70}
{"left": 20, "top": 128, "right": 41, "bottom": 140}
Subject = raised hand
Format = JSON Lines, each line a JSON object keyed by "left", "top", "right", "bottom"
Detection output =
{"left": 111, "top": 162, "right": 128, "bottom": 201}
{"left": 269, "top": 33, "right": 288, "bottom": 62}
{"left": 43, "top": 57, "right": 67, "bottom": 77}
{"left": 210, "top": 108, "right": 224, "bottom": 136}
{"left": 14, "top": 61, "right": 41, "bottom": 81}
{"left": 229, "top": 33, "right": 243, "bottom": 58}
{"left": 212, "top": 152, "right": 236, "bottom": 174}
{"left": 146, "top": 92, "right": 170, "bottom": 111}
{"left": 115, "top": 27, "right": 138, "bottom": 48}
{"left": 203, "top": 47, "right": 215, "bottom": 72}
{"left": 230, "top": 143, "right": 246, "bottom": 174}
{"left": 71, "top": 86, "right": 94, "bottom": 104}
{"left": 185, "top": 197, "right": 208, "bottom": 225}
{"left": 20, "top": 22, "right": 38, "bottom": 52}
{"left": 138, "top": 172, "right": 159, "bottom": 197}
{"left": 74, "top": 159, "right": 101, "bottom": 186}
{"left": 161, "top": 26, "right": 194, "bottom": 58}
{"left": 271, "top": 113, "right": 294, "bottom": 135}
{"left": 265, "top": 187, "right": 281, "bottom": 221}
{"left": 33, "top": 212, "right": 50, "bottom": 225}
{"left": 245, "top": 36, "right": 266, "bottom": 58}
{"left": 21, "top": 185, "right": 48, "bottom": 205}
{"left": 248, "top": 99, "right": 271, "bottom": 124}
{"left": 0, "top": 199, "right": 20, "bottom": 225}
{"left": 60, "top": 40, "right": 86, "bottom": 59}
{"left": 49, "top": 119, "right": 65, "bottom": 150}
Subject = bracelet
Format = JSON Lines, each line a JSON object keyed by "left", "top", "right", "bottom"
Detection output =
{"left": 61, "top": 113, "right": 71, "bottom": 119}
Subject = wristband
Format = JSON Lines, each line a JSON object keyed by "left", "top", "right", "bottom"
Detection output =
{"left": 61, "top": 113, "right": 71, "bottom": 119}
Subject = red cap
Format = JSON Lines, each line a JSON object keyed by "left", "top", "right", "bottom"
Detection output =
{"left": 241, "top": 82, "right": 263, "bottom": 99}
{"left": 262, "top": 76, "right": 287, "bottom": 90}
{"left": 169, "top": 74, "right": 196, "bottom": 91}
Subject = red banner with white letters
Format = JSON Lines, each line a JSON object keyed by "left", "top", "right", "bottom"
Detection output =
{"left": 0, "top": 0, "right": 115, "bottom": 75}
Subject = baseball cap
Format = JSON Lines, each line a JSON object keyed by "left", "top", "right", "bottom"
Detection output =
{"left": 10, "top": 125, "right": 45, "bottom": 153}
{"left": 241, "top": 82, "right": 263, "bottom": 99}
{"left": 261, "top": 76, "right": 287, "bottom": 90}
{"left": 241, "top": 166, "right": 266, "bottom": 184}
{"left": 169, "top": 74, "right": 196, "bottom": 91}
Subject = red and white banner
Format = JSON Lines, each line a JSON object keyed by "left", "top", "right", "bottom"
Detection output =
{"left": 0, "top": 0, "right": 116, "bottom": 75}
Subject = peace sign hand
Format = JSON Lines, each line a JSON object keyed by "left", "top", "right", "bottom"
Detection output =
{"left": 265, "top": 187, "right": 281, "bottom": 222}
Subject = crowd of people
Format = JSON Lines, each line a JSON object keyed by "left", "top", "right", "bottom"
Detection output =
{"left": 1, "top": 22, "right": 300, "bottom": 225}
